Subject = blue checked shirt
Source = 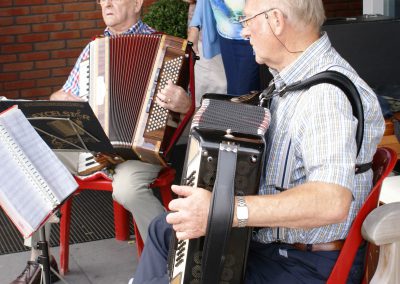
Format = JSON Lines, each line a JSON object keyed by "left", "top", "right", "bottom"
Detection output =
{"left": 62, "top": 20, "right": 155, "bottom": 96}
{"left": 253, "top": 32, "right": 385, "bottom": 244}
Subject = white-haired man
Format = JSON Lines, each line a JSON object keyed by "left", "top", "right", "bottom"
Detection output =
{"left": 11, "top": 0, "right": 190, "bottom": 283}
{"left": 132, "top": 0, "right": 385, "bottom": 283}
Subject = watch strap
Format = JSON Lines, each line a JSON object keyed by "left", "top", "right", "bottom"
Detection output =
{"left": 237, "top": 195, "right": 248, "bottom": 228}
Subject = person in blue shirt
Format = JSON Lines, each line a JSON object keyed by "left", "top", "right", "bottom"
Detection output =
{"left": 188, "top": 0, "right": 260, "bottom": 96}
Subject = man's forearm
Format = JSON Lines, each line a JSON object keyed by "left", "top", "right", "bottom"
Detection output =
{"left": 50, "top": 89, "right": 82, "bottom": 101}
{"left": 236, "top": 182, "right": 352, "bottom": 229}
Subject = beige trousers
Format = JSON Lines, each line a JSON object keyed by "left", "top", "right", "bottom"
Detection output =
{"left": 194, "top": 42, "right": 227, "bottom": 107}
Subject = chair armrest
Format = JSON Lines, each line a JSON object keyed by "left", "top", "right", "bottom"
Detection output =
{"left": 362, "top": 202, "right": 400, "bottom": 245}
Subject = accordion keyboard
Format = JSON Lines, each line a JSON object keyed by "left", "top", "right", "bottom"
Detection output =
{"left": 77, "top": 152, "right": 104, "bottom": 176}
{"left": 78, "top": 60, "right": 90, "bottom": 101}
{"left": 145, "top": 56, "right": 184, "bottom": 134}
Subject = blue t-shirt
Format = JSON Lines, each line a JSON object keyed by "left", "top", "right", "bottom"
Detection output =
{"left": 210, "top": 0, "right": 245, "bottom": 40}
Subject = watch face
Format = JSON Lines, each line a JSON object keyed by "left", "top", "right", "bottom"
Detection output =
{"left": 237, "top": 206, "right": 248, "bottom": 220}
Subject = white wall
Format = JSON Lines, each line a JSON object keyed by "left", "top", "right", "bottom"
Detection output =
{"left": 363, "top": 0, "right": 384, "bottom": 14}
{"left": 363, "top": 0, "right": 397, "bottom": 16}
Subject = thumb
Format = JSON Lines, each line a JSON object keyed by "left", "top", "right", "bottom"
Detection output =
{"left": 171, "top": 185, "right": 195, "bottom": 197}
{"left": 166, "top": 79, "right": 174, "bottom": 87}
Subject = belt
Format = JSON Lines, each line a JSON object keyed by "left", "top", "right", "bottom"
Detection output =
{"left": 291, "top": 240, "right": 344, "bottom": 252}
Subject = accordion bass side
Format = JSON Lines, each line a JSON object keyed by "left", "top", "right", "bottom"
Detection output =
{"left": 168, "top": 98, "right": 271, "bottom": 284}
{"left": 81, "top": 34, "right": 192, "bottom": 166}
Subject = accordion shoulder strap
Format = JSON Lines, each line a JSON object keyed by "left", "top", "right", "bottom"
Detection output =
{"left": 282, "top": 70, "right": 364, "bottom": 157}
{"left": 201, "top": 143, "right": 237, "bottom": 284}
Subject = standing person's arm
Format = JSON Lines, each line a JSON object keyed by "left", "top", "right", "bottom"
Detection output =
{"left": 187, "top": 0, "right": 204, "bottom": 54}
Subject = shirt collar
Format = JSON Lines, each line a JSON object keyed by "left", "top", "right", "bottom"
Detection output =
{"left": 269, "top": 32, "right": 332, "bottom": 90}
{"left": 103, "top": 19, "right": 149, "bottom": 36}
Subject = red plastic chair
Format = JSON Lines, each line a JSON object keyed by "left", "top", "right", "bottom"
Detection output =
{"left": 59, "top": 166, "right": 176, "bottom": 275}
{"left": 327, "top": 147, "right": 397, "bottom": 284}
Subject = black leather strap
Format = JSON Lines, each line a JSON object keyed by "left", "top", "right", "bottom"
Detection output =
{"left": 282, "top": 70, "right": 364, "bottom": 157}
{"left": 201, "top": 143, "right": 237, "bottom": 284}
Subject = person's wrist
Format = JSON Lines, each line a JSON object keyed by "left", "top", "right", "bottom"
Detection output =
{"left": 190, "top": 25, "right": 200, "bottom": 31}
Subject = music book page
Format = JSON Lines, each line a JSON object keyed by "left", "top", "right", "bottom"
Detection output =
{"left": 0, "top": 106, "right": 78, "bottom": 238}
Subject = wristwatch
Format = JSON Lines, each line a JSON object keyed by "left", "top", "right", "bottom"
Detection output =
{"left": 236, "top": 196, "right": 248, "bottom": 228}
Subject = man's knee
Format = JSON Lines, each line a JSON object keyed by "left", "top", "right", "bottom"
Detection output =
{"left": 112, "top": 160, "right": 161, "bottom": 203}
{"left": 148, "top": 212, "right": 172, "bottom": 249}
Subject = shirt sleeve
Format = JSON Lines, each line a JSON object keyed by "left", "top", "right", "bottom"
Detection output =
{"left": 189, "top": 0, "right": 203, "bottom": 28}
{"left": 62, "top": 43, "right": 91, "bottom": 97}
{"left": 294, "top": 83, "right": 357, "bottom": 191}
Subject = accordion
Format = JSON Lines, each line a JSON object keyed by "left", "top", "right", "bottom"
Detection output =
{"left": 168, "top": 97, "right": 271, "bottom": 284}
{"left": 79, "top": 34, "right": 194, "bottom": 166}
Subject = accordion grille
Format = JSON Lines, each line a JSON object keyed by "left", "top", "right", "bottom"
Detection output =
{"left": 192, "top": 98, "right": 270, "bottom": 136}
{"left": 108, "top": 34, "right": 161, "bottom": 147}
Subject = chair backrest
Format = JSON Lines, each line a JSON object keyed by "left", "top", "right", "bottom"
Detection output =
{"left": 327, "top": 147, "right": 397, "bottom": 284}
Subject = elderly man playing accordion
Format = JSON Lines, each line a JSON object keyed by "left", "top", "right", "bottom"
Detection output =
{"left": 133, "top": 0, "right": 385, "bottom": 284}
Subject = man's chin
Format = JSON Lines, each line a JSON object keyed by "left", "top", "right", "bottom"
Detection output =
{"left": 103, "top": 17, "right": 115, "bottom": 26}
{"left": 254, "top": 56, "right": 264, "bottom": 65}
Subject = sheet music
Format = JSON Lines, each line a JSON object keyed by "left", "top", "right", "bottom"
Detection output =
{"left": 0, "top": 106, "right": 77, "bottom": 238}
{"left": 0, "top": 140, "right": 52, "bottom": 237}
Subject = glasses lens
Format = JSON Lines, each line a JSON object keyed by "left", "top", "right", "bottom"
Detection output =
{"left": 238, "top": 17, "right": 247, "bottom": 27}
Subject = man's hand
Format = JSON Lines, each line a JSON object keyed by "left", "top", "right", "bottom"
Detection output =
{"left": 166, "top": 185, "right": 211, "bottom": 240}
{"left": 50, "top": 89, "right": 83, "bottom": 101}
{"left": 156, "top": 80, "right": 191, "bottom": 114}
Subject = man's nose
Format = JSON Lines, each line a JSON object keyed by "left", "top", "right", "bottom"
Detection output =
{"left": 241, "top": 27, "right": 251, "bottom": 40}
{"left": 103, "top": 0, "right": 113, "bottom": 6}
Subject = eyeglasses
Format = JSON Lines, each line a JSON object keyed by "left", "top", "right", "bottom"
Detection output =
{"left": 96, "top": 0, "right": 123, "bottom": 4}
{"left": 239, "top": 8, "right": 276, "bottom": 28}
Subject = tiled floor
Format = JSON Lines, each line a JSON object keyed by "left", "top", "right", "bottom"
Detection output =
{"left": 0, "top": 238, "right": 138, "bottom": 284}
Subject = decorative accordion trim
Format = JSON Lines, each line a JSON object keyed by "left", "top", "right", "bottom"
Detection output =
{"left": 192, "top": 98, "right": 271, "bottom": 136}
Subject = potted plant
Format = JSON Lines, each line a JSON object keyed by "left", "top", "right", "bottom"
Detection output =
{"left": 143, "top": 0, "right": 189, "bottom": 38}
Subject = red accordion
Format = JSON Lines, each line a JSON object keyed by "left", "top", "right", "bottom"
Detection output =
{"left": 80, "top": 34, "right": 195, "bottom": 166}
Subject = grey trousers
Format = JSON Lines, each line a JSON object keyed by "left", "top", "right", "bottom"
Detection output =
{"left": 112, "top": 160, "right": 163, "bottom": 242}
{"left": 54, "top": 152, "right": 164, "bottom": 242}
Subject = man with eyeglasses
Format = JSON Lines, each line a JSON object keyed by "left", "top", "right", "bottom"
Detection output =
{"left": 132, "top": 0, "right": 384, "bottom": 283}
{"left": 10, "top": 0, "right": 191, "bottom": 283}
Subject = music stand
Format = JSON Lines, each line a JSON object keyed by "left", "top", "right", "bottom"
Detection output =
{"left": 0, "top": 100, "right": 114, "bottom": 283}
{"left": 36, "top": 226, "right": 68, "bottom": 284}
{"left": 0, "top": 100, "right": 114, "bottom": 154}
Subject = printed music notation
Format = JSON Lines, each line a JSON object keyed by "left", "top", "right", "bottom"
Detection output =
{"left": 0, "top": 106, "right": 77, "bottom": 238}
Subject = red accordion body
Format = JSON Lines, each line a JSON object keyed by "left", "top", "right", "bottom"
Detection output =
{"left": 80, "top": 34, "right": 193, "bottom": 166}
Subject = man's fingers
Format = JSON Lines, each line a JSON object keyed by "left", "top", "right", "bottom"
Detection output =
{"left": 171, "top": 185, "right": 195, "bottom": 197}
{"left": 176, "top": 231, "right": 189, "bottom": 240}
{"left": 166, "top": 211, "right": 181, "bottom": 224}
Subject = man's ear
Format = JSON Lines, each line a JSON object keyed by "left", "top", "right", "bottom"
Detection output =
{"left": 270, "top": 9, "right": 286, "bottom": 36}
{"left": 134, "top": 0, "right": 143, "bottom": 14}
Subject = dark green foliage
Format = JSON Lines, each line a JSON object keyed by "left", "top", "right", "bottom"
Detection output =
{"left": 143, "top": 0, "right": 189, "bottom": 38}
